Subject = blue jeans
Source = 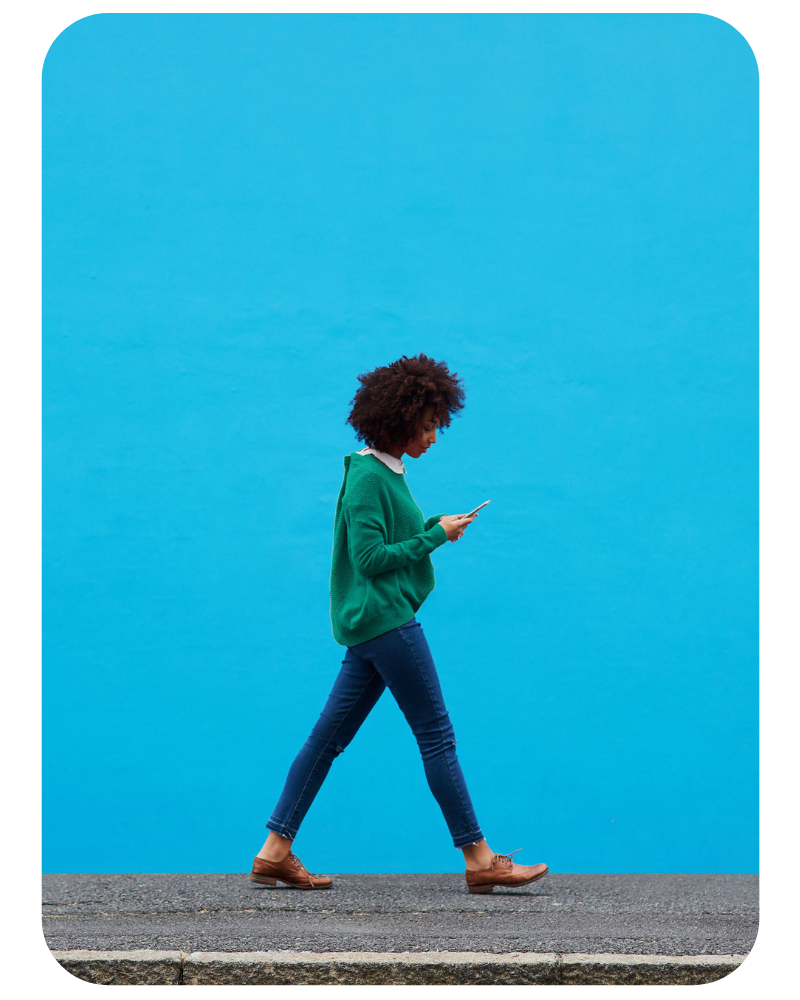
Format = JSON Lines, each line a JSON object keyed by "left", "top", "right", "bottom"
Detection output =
{"left": 266, "top": 618, "right": 484, "bottom": 849}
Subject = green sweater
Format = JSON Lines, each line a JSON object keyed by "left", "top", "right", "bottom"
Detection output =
{"left": 330, "top": 452, "right": 448, "bottom": 646}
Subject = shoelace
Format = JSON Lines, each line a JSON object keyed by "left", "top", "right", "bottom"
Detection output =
{"left": 289, "top": 853, "right": 324, "bottom": 878}
{"left": 496, "top": 849, "right": 523, "bottom": 865}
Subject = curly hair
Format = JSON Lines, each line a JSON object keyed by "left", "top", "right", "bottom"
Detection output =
{"left": 346, "top": 354, "right": 466, "bottom": 453}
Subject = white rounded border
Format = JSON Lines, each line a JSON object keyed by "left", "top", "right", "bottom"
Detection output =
{"left": 28, "top": 0, "right": 772, "bottom": 997}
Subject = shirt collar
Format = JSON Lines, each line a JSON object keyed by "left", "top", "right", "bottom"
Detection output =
{"left": 356, "top": 447, "right": 406, "bottom": 474}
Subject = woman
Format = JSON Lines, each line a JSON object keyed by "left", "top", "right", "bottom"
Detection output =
{"left": 251, "top": 354, "right": 548, "bottom": 894}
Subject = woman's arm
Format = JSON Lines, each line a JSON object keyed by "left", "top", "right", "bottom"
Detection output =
{"left": 424, "top": 513, "right": 446, "bottom": 531}
{"left": 345, "top": 504, "right": 447, "bottom": 577}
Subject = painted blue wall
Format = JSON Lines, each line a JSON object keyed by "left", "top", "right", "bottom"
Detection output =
{"left": 43, "top": 13, "right": 758, "bottom": 874}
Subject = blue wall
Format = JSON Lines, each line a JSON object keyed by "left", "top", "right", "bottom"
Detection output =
{"left": 43, "top": 13, "right": 758, "bottom": 874}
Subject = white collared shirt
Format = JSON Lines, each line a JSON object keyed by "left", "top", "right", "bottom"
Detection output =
{"left": 357, "top": 447, "right": 406, "bottom": 475}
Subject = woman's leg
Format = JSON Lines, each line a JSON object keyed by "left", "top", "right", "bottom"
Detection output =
{"left": 350, "top": 619, "right": 486, "bottom": 852}
{"left": 260, "top": 647, "right": 386, "bottom": 850}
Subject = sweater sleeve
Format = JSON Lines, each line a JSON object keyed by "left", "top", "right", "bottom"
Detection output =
{"left": 424, "top": 513, "right": 446, "bottom": 531}
{"left": 345, "top": 503, "right": 448, "bottom": 577}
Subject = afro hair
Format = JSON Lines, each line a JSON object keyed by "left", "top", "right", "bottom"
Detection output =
{"left": 346, "top": 353, "right": 466, "bottom": 453}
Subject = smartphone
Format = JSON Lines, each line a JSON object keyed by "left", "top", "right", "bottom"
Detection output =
{"left": 461, "top": 500, "right": 490, "bottom": 519}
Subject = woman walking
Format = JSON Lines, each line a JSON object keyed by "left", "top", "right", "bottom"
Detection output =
{"left": 251, "top": 354, "right": 548, "bottom": 894}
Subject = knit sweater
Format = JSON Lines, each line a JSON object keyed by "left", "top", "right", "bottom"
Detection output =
{"left": 330, "top": 452, "right": 448, "bottom": 646}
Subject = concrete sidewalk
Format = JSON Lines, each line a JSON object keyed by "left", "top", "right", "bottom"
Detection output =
{"left": 43, "top": 872, "right": 758, "bottom": 985}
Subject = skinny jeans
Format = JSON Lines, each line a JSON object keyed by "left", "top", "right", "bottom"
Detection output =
{"left": 266, "top": 618, "right": 484, "bottom": 849}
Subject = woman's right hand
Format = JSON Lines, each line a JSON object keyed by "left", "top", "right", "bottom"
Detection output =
{"left": 439, "top": 513, "right": 476, "bottom": 542}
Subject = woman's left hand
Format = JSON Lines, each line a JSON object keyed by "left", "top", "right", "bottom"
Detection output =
{"left": 448, "top": 512, "right": 477, "bottom": 542}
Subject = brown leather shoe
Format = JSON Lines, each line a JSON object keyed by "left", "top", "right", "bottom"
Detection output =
{"left": 250, "top": 853, "right": 333, "bottom": 890}
{"left": 465, "top": 849, "right": 548, "bottom": 894}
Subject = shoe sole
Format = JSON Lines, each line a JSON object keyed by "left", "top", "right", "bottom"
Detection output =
{"left": 466, "top": 866, "right": 549, "bottom": 894}
{"left": 250, "top": 873, "right": 332, "bottom": 890}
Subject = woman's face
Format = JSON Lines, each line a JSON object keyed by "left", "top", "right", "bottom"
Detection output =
{"left": 404, "top": 405, "right": 439, "bottom": 459}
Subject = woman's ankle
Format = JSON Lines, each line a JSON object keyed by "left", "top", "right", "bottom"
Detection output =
{"left": 258, "top": 849, "right": 291, "bottom": 862}
{"left": 461, "top": 839, "right": 495, "bottom": 871}
{"left": 258, "top": 831, "right": 293, "bottom": 862}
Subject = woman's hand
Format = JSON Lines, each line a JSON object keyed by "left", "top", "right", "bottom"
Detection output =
{"left": 439, "top": 513, "right": 477, "bottom": 542}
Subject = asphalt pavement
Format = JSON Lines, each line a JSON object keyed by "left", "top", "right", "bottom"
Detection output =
{"left": 43, "top": 872, "right": 758, "bottom": 985}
